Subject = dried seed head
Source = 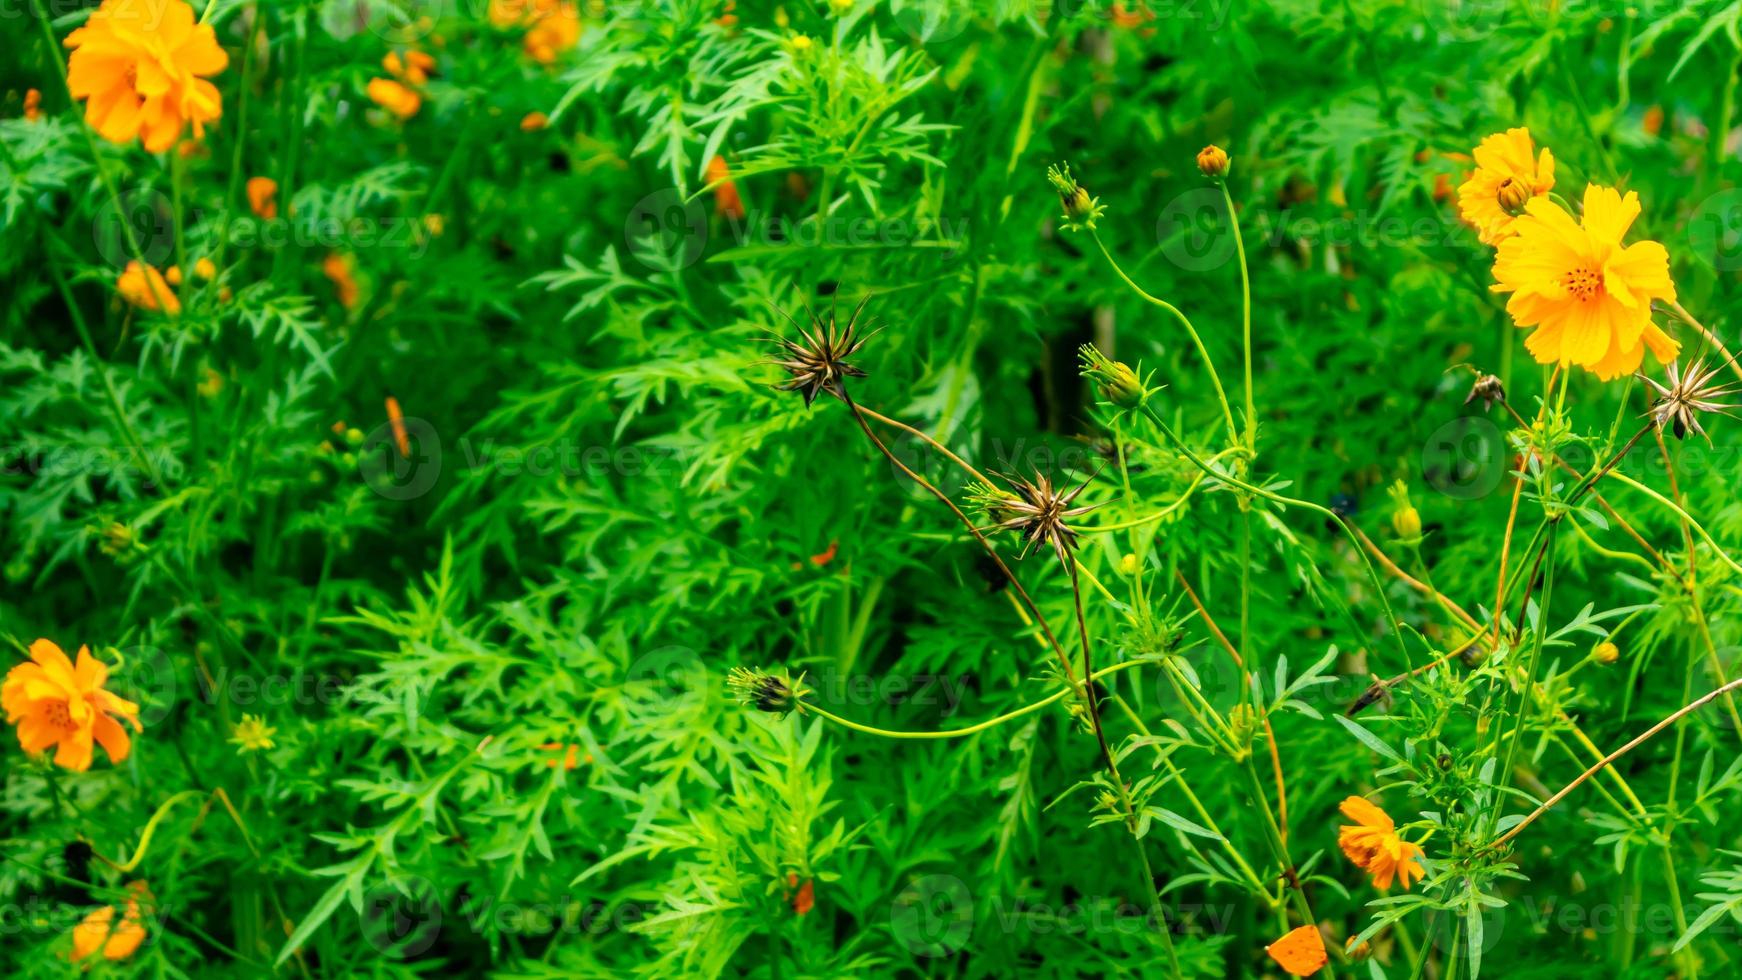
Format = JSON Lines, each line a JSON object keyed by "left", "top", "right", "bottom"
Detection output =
{"left": 1638, "top": 358, "right": 1738, "bottom": 445}
{"left": 984, "top": 469, "right": 1099, "bottom": 566}
{"left": 727, "top": 667, "right": 811, "bottom": 715}
{"left": 1196, "top": 144, "right": 1230, "bottom": 180}
{"left": 767, "top": 295, "right": 872, "bottom": 408}
{"left": 1046, "top": 162, "right": 1105, "bottom": 231}
{"left": 1465, "top": 373, "right": 1505, "bottom": 411}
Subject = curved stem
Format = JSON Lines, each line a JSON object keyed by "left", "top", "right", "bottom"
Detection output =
{"left": 801, "top": 660, "right": 1150, "bottom": 739}
{"left": 1091, "top": 231, "right": 1239, "bottom": 447}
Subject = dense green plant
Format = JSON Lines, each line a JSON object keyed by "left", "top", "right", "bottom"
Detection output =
{"left": 9, "top": 0, "right": 1742, "bottom": 977}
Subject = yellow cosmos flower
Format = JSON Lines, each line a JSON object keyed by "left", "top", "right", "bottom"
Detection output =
{"left": 2, "top": 639, "right": 142, "bottom": 772}
{"left": 1337, "top": 796, "right": 1425, "bottom": 891}
{"left": 1456, "top": 127, "right": 1555, "bottom": 245}
{"left": 1491, "top": 184, "right": 1679, "bottom": 380}
{"left": 63, "top": 0, "right": 228, "bottom": 153}
{"left": 116, "top": 261, "right": 180, "bottom": 314}
{"left": 70, "top": 881, "right": 152, "bottom": 962}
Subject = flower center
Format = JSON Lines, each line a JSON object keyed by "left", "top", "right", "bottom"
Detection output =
{"left": 1562, "top": 267, "right": 1601, "bottom": 302}
{"left": 43, "top": 699, "right": 78, "bottom": 732}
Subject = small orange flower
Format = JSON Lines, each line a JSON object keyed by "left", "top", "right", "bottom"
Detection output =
{"left": 246, "top": 176, "right": 278, "bottom": 219}
{"left": 116, "top": 261, "right": 180, "bottom": 314}
{"left": 1337, "top": 796, "right": 1425, "bottom": 891}
{"left": 70, "top": 881, "right": 151, "bottom": 962}
{"left": 1456, "top": 127, "right": 1555, "bottom": 245}
{"left": 536, "top": 742, "right": 592, "bottom": 769}
{"left": 24, "top": 88, "right": 42, "bottom": 122}
{"left": 323, "top": 252, "right": 361, "bottom": 310}
{"left": 63, "top": 0, "right": 228, "bottom": 153}
{"left": 3, "top": 640, "right": 141, "bottom": 772}
{"left": 1490, "top": 184, "right": 1679, "bottom": 380}
{"left": 366, "top": 78, "right": 421, "bottom": 120}
{"left": 706, "top": 154, "right": 745, "bottom": 220}
{"left": 520, "top": 110, "right": 549, "bottom": 131}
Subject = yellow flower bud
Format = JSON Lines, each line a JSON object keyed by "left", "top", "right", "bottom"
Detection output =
{"left": 1196, "top": 144, "right": 1230, "bottom": 179}
{"left": 1592, "top": 641, "right": 1620, "bottom": 665}
{"left": 1391, "top": 505, "right": 1422, "bottom": 539}
{"left": 1497, "top": 177, "right": 1531, "bottom": 217}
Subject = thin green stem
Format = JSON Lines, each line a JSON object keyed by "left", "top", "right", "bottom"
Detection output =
{"left": 1092, "top": 231, "right": 1239, "bottom": 447}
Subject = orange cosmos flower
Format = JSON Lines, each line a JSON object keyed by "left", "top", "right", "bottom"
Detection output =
{"left": 383, "top": 49, "right": 436, "bottom": 86}
{"left": 3, "top": 639, "right": 142, "bottom": 772}
{"left": 1491, "top": 184, "right": 1679, "bottom": 380}
{"left": 366, "top": 78, "right": 421, "bottom": 120}
{"left": 520, "top": 110, "right": 549, "bottom": 131}
{"left": 1265, "top": 924, "right": 1327, "bottom": 977}
{"left": 1337, "top": 796, "right": 1425, "bottom": 890}
{"left": 116, "top": 261, "right": 180, "bottom": 314}
{"left": 70, "top": 881, "right": 152, "bottom": 962}
{"left": 1456, "top": 127, "right": 1555, "bottom": 245}
{"left": 24, "top": 88, "right": 43, "bottom": 122}
{"left": 63, "top": 0, "right": 228, "bottom": 153}
{"left": 524, "top": 3, "right": 580, "bottom": 63}
{"left": 246, "top": 176, "right": 278, "bottom": 218}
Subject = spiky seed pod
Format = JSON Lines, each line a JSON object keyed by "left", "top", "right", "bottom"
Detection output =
{"left": 986, "top": 470, "right": 1099, "bottom": 567}
{"left": 1638, "top": 358, "right": 1739, "bottom": 444}
{"left": 1465, "top": 373, "right": 1505, "bottom": 410}
{"left": 767, "top": 296, "right": 872, "bottom": 408}
{"left": 727, "top": 667, "right": 810, "bottom": 715}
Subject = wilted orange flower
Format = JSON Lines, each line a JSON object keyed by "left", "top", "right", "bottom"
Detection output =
{"left": 247, "top": 176, "right": 278, "bottom": 218}
{"left": 366, "top": 78, "right": 421, "bottom": 120}
{"left": 1265, "top": 923, "right": 1327, "bottom": 976}
{"left": 70, "top": 881, "right": 151, "bottom": 962}
{"left": 24, "top": 88, "right": 42, "bottom": 122}
{"left": 3, "top": 639, "right": 141, "bottom": 772}
{"left": 1456, "top": 127, "right": 1555, "bottom": 245}
{"left": 63, "top": 0, "right": 228, "bottom": 153}
{"left": 1491, "top": 184, "right": 1679, "bottom": 380}
{"left": 1337, "top": 796, "right": 1425, "bottom": 890}
{"left": 116, "top": 261, "right": 180, "bottom": 314}
{"left": 706, "top": 154, "right": 745, "bottom": 220}
{"left": 323, "top": 252, "right": 360, "bottom": 310}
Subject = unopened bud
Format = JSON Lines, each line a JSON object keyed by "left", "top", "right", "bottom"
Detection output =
{"left": 1196, "top": 144, "right": 1230, "bottom": 179}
